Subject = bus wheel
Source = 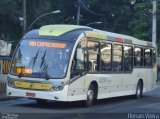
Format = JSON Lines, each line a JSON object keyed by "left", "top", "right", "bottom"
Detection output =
{"left": 84, "top": 84, "right": 95, "bottom": 107}
{"left": 135, "top": 81, "right": 143, "bottom": 99}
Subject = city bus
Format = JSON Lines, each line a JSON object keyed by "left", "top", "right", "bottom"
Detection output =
{"left": 7, "top": 25, "right": 157, "bottom": 107}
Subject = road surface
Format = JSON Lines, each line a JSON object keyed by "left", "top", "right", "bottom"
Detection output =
{"left": 0, "top": 87, "right": 160, "bottom": 119}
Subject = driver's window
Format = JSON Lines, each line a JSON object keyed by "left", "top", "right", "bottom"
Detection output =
{"left": 71, "top": 38, "right": 87, "bottom": 78}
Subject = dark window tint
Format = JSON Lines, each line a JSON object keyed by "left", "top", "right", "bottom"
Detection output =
{"left": 124, "top": 46, "right": 133, "bottom": 71}
{"left": 113, "top": 44, "right": 122, "bottom": 71}
{"left": 101, "top": 43, "right": 111, "bottom": 71}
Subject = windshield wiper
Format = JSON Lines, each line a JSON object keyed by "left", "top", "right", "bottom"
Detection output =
{"left": 45, "top": 66, "right": 49, "bottom": 80}
{"left": 42, "top": 63, "right": 49, "bottom": 80}
{"left": 40, "top": 50, "right": 46, "bottom": 68}
{"left": 39, "top": 50, "right": 50, "bottom": 80}
{"left": 31, "top": 49, "right": 39, "bottom": 68}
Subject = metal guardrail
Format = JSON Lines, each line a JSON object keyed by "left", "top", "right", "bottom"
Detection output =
{"left": 0, "top": 56, "right": 12, "bottom": 75}
{"left": 0, "top": 75, "right": 7, "bottom": 95}
{"left": 0, "top": 82, "right": 6, "bottom": 94}
{"left": 0, "top": 56, "right": 12, "bottom": 95}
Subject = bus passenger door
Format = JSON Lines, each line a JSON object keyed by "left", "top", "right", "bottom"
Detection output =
{"left": 68, "top": 38, "right": 88, "bottom": 101}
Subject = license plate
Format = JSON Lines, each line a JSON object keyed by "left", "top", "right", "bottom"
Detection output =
{"left": 26, "top": 92, "right": 35, "bottom": 97}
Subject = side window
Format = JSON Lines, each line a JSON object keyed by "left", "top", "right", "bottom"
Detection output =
{"left": 75, "top": 41, "right": 86, "bottom": 70}
{"left": 124, "top": 46, "right": 133, "bottom": 71}
{"left": 101, "top": 43, "right": 111, "bottom": 71}
{"left": 134, "top": 47, "right": 143, "bottom": 66}
{"left": 113, "top": 44, "right": 123, "bottom": 71}
{"left": 87, "top": 40, "right": 99, "bottom": 72}
{"left": 71, "top": 38, "right": 87, "bottom": 78}
{"left": 144, "top": 49, "right": 152, "bottom": 67}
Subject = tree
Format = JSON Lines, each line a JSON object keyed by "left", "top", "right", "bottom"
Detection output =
{"left": 0, "top": 0, "right": 159, "bottom": 48}
{"left": 0, "top": 0, "right": 22, "bottom": 41}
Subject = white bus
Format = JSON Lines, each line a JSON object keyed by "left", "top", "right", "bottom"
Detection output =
{"left": 7, "top": 25, "right": 157, "bottom": 107}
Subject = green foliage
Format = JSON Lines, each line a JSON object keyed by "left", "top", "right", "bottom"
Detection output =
{"left": 0, "top": 0, "right": 22, "bottom": 41}
{"left": 0, "top": 0, "right": 160, "bottom": 52}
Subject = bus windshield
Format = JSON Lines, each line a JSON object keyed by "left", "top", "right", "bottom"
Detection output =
{"left": 11, "top": 39, "right": 73, "bottom": 79}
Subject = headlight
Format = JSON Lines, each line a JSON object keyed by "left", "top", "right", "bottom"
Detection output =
{"left": 7, "top": 77, "right": 15, "bottom": 88}
{"left": 8, "top": 81, "right": 15, "bottom": 88}
{"left": 52, "top": 82, "right": 65, "bottom": 91}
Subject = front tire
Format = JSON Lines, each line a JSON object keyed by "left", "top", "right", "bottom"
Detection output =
{"left": 84, "top": 84, "right": 96, "bottom": 107}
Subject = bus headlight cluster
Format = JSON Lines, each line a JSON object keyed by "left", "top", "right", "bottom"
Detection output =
{"left": 7, "top": 77, "right": 15, "bottom": 88}
{"left": 52, "top": 82, "right": 65, "bottom": 91}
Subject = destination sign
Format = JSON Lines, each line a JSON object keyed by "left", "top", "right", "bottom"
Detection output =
{"left": 29, "top": 41, "right": 66, "bottom": 48}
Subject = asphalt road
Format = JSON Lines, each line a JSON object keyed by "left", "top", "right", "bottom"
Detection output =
{"left": 0, "top": 87, "right": 160, "bottom": 119}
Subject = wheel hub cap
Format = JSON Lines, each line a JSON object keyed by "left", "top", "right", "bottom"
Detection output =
{"left": 88, "top": 90, "right": 94, "bottom": 100}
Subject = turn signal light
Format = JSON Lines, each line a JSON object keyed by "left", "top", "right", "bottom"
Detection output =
{"left": 16, "top": 67, "right": 32, "bottom": 75}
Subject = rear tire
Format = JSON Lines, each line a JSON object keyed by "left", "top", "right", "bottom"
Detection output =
{"left": 135, "top": 81, "right": 143, "bottom": 99}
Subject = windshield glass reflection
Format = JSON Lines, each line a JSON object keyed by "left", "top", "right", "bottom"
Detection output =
{"left": 11, "top": 39, "right": 73, "bottom": 79}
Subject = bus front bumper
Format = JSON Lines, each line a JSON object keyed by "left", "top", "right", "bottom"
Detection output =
{"left": 7, "top": 85, "right": 68, "bottom": 101}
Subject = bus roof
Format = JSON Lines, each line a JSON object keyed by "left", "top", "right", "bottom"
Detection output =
{"left": 24, "top": 25, "right": 92, "bottom": 42}
{"left": 39, "top": 25, "right": 90, "bottom": 36}
{"left": 24, "top": 25, "right": 154, "bottom": 47}
{"left": 85, "top": 29, "right": 154, "bottom": 47}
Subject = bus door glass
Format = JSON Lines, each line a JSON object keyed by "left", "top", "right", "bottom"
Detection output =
{"left": 71, "top": 38, "right": 87, "bottom": 78}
